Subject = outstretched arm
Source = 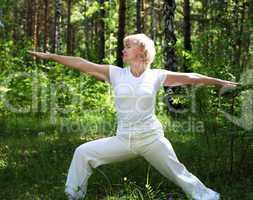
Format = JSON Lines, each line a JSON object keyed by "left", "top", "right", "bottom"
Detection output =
{"left": 163, "top": 71, "right": 240, "bottom": 88}
{"left": 28, "top": 51, "right": 109, "bottom": 81}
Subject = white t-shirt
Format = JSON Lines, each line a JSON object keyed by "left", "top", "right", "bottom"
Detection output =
{"left": 109, "top": 65, "right": 169, "bottom": 135}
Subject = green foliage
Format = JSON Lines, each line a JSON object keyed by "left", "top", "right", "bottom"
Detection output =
{"left": 0, "top": 39, "right": 115, "bottom": 124}
{"left": 85, "top": 1, "right": 100, "bottom": 17}
{"left": 0, "top": 0, "right": 253, "bottom": 199}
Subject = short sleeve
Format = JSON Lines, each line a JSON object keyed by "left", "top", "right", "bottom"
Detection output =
{"left": 109, "top": 65, "right": 123, "bottom": 87}
{"left": 154, "top": 69, "right": 169, "bottom": 91}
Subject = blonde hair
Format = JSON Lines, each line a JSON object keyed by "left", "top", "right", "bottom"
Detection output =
{"left": 123, "top": 33, "right": 156, "bottom": 66}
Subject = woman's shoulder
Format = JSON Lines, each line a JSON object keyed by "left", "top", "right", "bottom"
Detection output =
{"left": 109, "top": 64, "right": 123, "bottom": 70}
{"left": 150, "top": 68, "right": 170, "bottom": 75}
{"left": 109, "top": 65, "right": 128, "bottom": 75}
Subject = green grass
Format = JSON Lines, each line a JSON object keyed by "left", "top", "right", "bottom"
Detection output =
{"left": 0, "top": 132, "right": 188, "bottom": 200}
{"left": 0, "top": 114, "right": 252, "bottom": 200}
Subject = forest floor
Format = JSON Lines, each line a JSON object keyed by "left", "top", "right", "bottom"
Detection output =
{"left": 0, "top": 115, "right": 252, "bottom": 200}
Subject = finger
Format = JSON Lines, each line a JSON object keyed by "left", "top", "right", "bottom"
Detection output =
{"left": 27, "top": 51, "right": 35, "bottom": 55}
{"left": 228, "top": 84, "right": 237, "bottom": 88}
{"left": 28, "top": 51, "right": 39, "bottom": 57}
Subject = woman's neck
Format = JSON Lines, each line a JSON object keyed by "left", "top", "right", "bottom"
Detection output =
{"left": 130, "top": 67, "right": 145, "bottom": 77}
{"left": 129, "top": 62, "right": 149, "bottom": 77}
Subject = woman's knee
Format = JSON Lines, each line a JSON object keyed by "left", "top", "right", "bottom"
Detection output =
{"left": 74, "top": 142, "right": 103, "bottom": 169}
{"left": 74, "top": 143, "right": 91, "bottom": 157}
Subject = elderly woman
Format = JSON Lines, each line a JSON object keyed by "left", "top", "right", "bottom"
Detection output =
{"left": 29, "top": 33, "right": 238, "bottom": 200}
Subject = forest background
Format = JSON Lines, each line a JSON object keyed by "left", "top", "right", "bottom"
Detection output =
{"left": 0, "top": 0, "right": 252, "bottom": 199}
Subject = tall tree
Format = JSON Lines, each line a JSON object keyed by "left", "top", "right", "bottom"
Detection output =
{"left": 244, "top": 0, "right": 253, "bottom": 70}
{"left": 66, "top": 0, "right": 72, "bottom": 55}
{"left": 98, "top": 0, "right": 105, "bottom": 63}
{"left": 183, "top": 0, "right": 192, "bottom": 72}
{"left": 33, "top": 0, "right": 41, "bottom": 51}
{"left": 232, "top": 0, "right": 247, "bottom": 80}
{"left": 25, "top": 0, "right": 33, "bottom": 38}
{"left": 142, "top": 0, "right": 147, "bottom": 33}
{"left": 136, "top": 0, "right": 142, "bottom": 33}
{"left": 52, "top": 0, "right": 62, "bottom": 53}
{"left": 43, "top": 0, "right": 49, "bottom": 52}
{"left": 150, "top": 0, "right": 156, "bottom": 40}
{"left": 163, "top": 0, "right": 179, "bottom": 114}
{"left": 116, "top": 0, "right": 126, "bottom": 67}
{"left": 163, "top": 0, "right": 177, "bottom": 72}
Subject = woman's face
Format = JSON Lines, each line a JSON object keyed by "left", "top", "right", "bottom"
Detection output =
{"left": 122, "top": 39, "right": 143, "bottom": 64}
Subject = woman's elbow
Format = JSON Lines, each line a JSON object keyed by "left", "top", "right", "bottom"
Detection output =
{"left": 187, "top": 73, "right": 205, "bottom": 85}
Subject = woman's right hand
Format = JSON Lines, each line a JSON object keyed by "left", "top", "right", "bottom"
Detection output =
{"left": 27, "top": 51, "right": 52, "bottom": 60}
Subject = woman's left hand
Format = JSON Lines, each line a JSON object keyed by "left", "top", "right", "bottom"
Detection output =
{"left": 221, "top": 80, "right": 241, "bottom": 88}
{"left": 28, "top": 51, "right": 52, "bottom": 60}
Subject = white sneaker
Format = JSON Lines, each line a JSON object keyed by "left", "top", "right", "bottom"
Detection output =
{"left": 202, "top": 189, "right": 220, "bottom": 200}
{"left": 65, "top": 186, "right": 84, "bottom": 200}
{"left": 66, "top": 193, "right": 77, "bottom": 200}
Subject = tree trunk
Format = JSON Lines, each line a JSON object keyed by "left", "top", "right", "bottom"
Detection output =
{"left": 66, "top": 0, "right": 72, "bottom": 55}
{"left": 150, "top": 0, "right": 156, "bottom": 40}
{"left": 52, "top": 0, "right": 62, "bottom": 53}
{"left": 116, "top": 0, "right": 126, "bottom": 67}
{"left": 163, "top": 0, "right": 177, "bottom": 72}
{"left": 136, "top": 0, "right": 142, "bottom": 33}
{"left": 232, "top": 0, "right": 246, "bottom": 81}
{"left": 163, "top": 0, "right": 179, "bottom": 115}
{"left": 43, "top": 0, "right": 49, "bottom": 52}
{"left": 71, "top": 24, "right": 76, "bottom": 55}
{"left": 142, "top": 0, "right": 148, "bottom": 34}
{"left": 34, "top": 0, "right": 41, "bottom": 51}
{"left": 237, "top": 2, "right": 246, "bottom": 71}
{"left": 98, "top": 0, "right": 105, "bottom": 63}
{"left": 25, "top": 0, "right": 33, "bottom": 38}
{"left": 242, "top": 0, "right": 253, "bottom": 71}
{"left": 91, "top": 19, "right": 94, "bottom": 53}
{"left": 199, "top": 0, "right": 209, "bottom": 65}
{"left": 183, "top": 0, "right": 192, "bottom": 72}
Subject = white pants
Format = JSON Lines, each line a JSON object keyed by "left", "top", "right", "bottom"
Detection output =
{"left": 65, "top": 131, "right": 220, "bottom": 200}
